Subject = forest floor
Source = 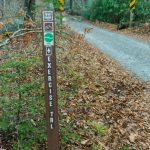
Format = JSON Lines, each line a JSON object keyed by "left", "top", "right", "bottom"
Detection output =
{"left": 65, "top": 17, "right": 150, "bottom": 81}
{"left": 1, "top": 20, "right": 150, "bottom": 150}
{"left": 86, "top": 19, "right": 150, "bottom": 44}
{"left": 66, "top": 14, "right": 150, "bottom": 44}
{"left": 57, "top": 28, "right": 150, "bottom": 150}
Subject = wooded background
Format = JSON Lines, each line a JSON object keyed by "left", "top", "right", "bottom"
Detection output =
{"left": 65, "top": 0, "right": 150, "bottom": 25}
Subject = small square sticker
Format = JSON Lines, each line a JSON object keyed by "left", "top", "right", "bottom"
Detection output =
{"left": 46, "top": 46, "right": 52, "bottom": 55}
{"left": 44, "top": 22, "right": 53, "bottom": 32}
{"left": 43, "top": 11, "right": 53, "bottom": 21}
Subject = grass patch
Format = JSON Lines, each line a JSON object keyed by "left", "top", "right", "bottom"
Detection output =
{"left": 120, "top": 146, "right": 131, "bottom": 150}
{"left": 60, "top": 122, "right": 81, "bottom": 146}
{"left": 92, "top": 144, "right": 103, "bottom": 150}
{"left": 90, "top": 122, "right": 107, "bottom": 136}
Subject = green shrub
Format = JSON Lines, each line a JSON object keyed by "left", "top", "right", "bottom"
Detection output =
{"left": 60, "top": 122, "right": 81, "bottom": 146}
{"left": 0, "top": 51, "right": 46, "bottom": 149}
{"left": 82, "top": 0, "right": 150, "bottom": 24}
{"left": 89, "top": 122, "right": 107, "bottom": 137}
{"left": 92, "top": 144, "right": 103, "bottom": 150}
{"left": 135, "top": 1, "right": 150, "bottom": 23}
{"left": 120, "top": 145, "right": 131, "bottom": 150}
{"left": 82, "top": 0, "right": 129, "bottom": 24}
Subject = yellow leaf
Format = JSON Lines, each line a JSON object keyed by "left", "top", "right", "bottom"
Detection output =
{"left": 0, "top": 34, "right": 3, "bottom": 41}
{"left": 6, "top": 18, "right": 13, "bottom": 24}
{"left": 18, "top": 8, "right": 25, "bottom": 17}
{"left": 0, "top": 22, "right": 4, "bottom": 30}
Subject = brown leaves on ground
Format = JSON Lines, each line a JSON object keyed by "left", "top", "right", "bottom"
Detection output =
{"left": 1, "top": 26, "right": 149, "bottom": 150}
{"left": 0, "top": 34, "right": 3, "bottom": 41}
{"left": 23, "top": 33, "right": 36, "bottom": 45}
{"left": 18, "top": 8, "right": 25, "bottom": 17}
{"left": 0, "top": 22, "right": 4, "bottom": 30}
{"left": 118, "top": 24, "right": 150, "bottom": 44}
{"left": 129, "top": 23, "right": 150, "bottom": 36}
{"left": 89, "top": 18, "right": 150, "bottom": 43}
{"left": 6, "top": 18, "right": 13, "bottom": 25}
{"left": 57, "top": 28, "right": 150, "bottom": 150}
{"left": 24, "top": 18, "right": 36, "bottom": 28}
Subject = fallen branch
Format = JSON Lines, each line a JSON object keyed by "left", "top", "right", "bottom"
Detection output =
{"left": 97, "top": 140, "right": 109, "bottom": 150}
{"left": 0, "top": 28, "right": 42, "bottom": 48}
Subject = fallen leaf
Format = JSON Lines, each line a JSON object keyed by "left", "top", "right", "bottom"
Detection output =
{"left": 81, "top": 139, "right": 89, "bottom": 145}
{"left": 129, "top": 133, "right": 137, "bottom": 143}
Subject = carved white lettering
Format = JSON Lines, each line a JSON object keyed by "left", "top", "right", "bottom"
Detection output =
{"left": 48, "top": 56, "right": 51, "bottom": 62}
{"left": 48, "top": 69, "right": 51, "bottom": 75}
{"left": 49, "top": 95, "right": 53, "bottom": 100}
{"left": 49, "top": 88, "right": 52, "bottom": 94}
{"left": 50, "top": 112, "right": 54, "bottom": 116}
{"left": 49, "top": 101, "right": 53, "bottom": 106}
{"left": 48, "top": 76, "right": 52, "bottom": 81}
{"left": 48, "top": 63, "right": 51, "bottom": 69}
{"left": 48, "top": 82, "right": 52, "bottom": 88}
{"left": 50, "top": 117, "right": 54, "bottom": 123}
{"left": 50, "top": 123, "right": 54, "bottom": 129}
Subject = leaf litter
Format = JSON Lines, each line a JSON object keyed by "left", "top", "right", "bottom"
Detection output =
{"left": 57, "top": 27, "right": 150, "bottom": 150}
{"left": 0, "top": 26, "right": 150, "bottom": 150}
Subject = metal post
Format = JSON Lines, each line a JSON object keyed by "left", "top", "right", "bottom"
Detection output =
{"left": 129, "top": 10, "right": 134, "bottom": 27}
{"left": 129, "top": 0, "right": 136, "bottom": 27}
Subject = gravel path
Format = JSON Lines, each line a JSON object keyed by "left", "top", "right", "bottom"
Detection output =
{"left": 65, "top": 18, "right": 150, "bottom": 82}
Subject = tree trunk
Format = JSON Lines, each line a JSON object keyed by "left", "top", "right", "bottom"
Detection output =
{"left": 25, "top": 0, "right": 35, "bottom": 19}
{"left": 70, "top": 0, "right": 73, "bottom": 10}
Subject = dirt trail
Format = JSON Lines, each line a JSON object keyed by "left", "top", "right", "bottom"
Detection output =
{"left": 65, "top": 17, "right": 150, "bottom": 82}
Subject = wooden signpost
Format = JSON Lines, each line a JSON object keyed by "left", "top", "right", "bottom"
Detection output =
{"left": 42, "top": 11, "right": 60, "bottom": 150}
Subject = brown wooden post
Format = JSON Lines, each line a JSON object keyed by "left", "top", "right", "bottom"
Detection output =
{"left": 42, "top": 11, "right": 60, "bottom": 150}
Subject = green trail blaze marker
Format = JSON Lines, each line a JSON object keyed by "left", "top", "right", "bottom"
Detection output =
{"left": 44, "top": 32, "right": 54, "bottom": 43}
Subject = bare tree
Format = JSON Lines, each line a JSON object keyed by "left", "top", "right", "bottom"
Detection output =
{"left": 25, "top": 0, "right": 35, "bottom": 19}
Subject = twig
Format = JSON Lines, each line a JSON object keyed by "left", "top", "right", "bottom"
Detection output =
{"left": 0, "top": 28, "right": 42, "bottom": 48}
{"left": 56, "top": 44, "right": 66, "bottom": 51}
{"left": 97, "top": 140, "right": 109, "bottom": 150}
{"left": 11, "top": 30, "right": 42, "bottom": 39}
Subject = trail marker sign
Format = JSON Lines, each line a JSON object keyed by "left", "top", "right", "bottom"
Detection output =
{"left": 130, "top": 0, "right": 136, "bottom": 10}
{"left": 59, "top": 0, "right": 65, "bottom": 11}
{"left": 44, "top": 22, "right": 53, "bottom": 32}
{"left": 43, "top": 11, "right": 53, "bottom": 21}
{"left": 46, "top": 46, "right": 52, "bottom": 56}
{"left": 44, "top": 32, "right": 54, "bottom": 45}
{"left": 42, "top": 11, "right": 60, "bottom": 150}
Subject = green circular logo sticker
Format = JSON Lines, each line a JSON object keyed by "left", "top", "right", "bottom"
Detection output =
{"left": 44, "top": 32, "right": 54, "bottom": 45}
